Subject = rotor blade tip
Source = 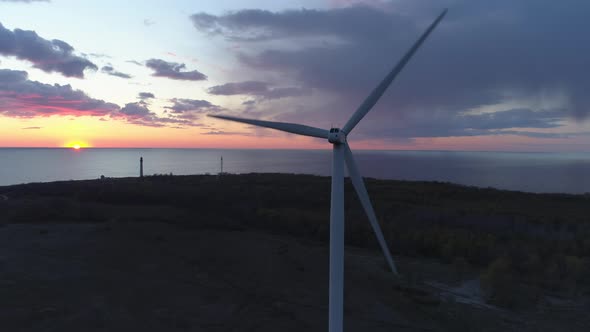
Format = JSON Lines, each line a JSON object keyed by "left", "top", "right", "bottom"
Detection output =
{"left": 341, "top": 8, "right": 448, "bottom": 134}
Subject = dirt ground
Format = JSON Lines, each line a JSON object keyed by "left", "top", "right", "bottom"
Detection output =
{"left": 0, "top": 221, "right": 587, "bottom": 331}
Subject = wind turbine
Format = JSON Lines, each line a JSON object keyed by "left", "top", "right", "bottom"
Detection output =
{"left": 210, "top": 9, "right": 447, "bottom": 332}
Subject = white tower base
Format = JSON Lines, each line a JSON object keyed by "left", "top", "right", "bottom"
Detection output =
{"left": 328, "top": 143, "right": 345, "bottom": 332}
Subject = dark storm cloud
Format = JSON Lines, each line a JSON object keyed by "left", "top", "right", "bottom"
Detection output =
{"left": 208, "top": 81, "right": 310, "bottom": 100}
{"left": 208, "top": 81, "right": 267, "bottom": 95}
{"left": 0, "top": 22, "right": 97, "bottom": 78}
{"left": 497, "top": 131, "right": 572, "bottom": 139}
{"left": 0, "top": 69, "right": 117, "bottom": 117}
{"left": 190, "top": 6, "right": 406, "bottom": 42}
{"left": 145, "top": 58, "right": 207, "bottom": 81}
{"left": 460, "top": 109, "right": 563, "bottom": 131}
{"left": 101, "top": 65, "right": 132, "bottom": 79}
{"left": 366, "top": 108, "right": 566, "bottom": 139}
{"left": 192, "top": 0, "right": 590, "bottom": 140}
{"left": 138, "top": 92, "right": 155, "bottom": 100}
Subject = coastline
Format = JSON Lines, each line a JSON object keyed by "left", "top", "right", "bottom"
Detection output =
{"left": 1, "top": 149, "right": 589, "bottom": 193}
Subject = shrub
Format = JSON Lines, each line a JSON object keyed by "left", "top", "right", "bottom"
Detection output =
{"left": 480, "top": 257, "right": 540, "bottom": 308}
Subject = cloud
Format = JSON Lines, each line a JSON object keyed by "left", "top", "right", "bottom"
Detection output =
{"left": 109, "top": 98, "right": 221, "bottom": 127}
{"left": 0, "top": 22, "right": 97, "bottom": 78}
{"left": 495, "top": 131, "right": 574, "bottom": 139}
{"left": 0, "top": 68, "right": 208, "bottom": 129}
{"left": 191, "top": 6, "right": 407, "bottom": 42}
{"left": 363, "top": 108, "right": 567, "bottom": 139}
{"left": 145, "top": 58, "right": 207, "bottom": 81}
{"left": 209, "top": 81, "right": 267, "bottom": 95}
{"left": 166, "top": 98, "right": 219, "bottom": 113}
{"left": 81, "top": 52, "right": 111, "bottom": 59}
{"left": 138, "top": 92, "right": 155, "bottom": 100}
{"left": 101, "top": 65, "right": 132, "bottom": 79}
{"left": 126, "top": 60, "right": 143, "bottom": 66}
{"left": 192, "top": 1, "right": 590, "bottom": 141}
{"left": 0, "top": 69, "right": 118, "bottom": 118}
{"left": 0, "top": 0, "right": 49, "bottom": 2}
{"left": 208, "top": 81, "right": 310, "bottom": 100}
{"left": 165, "top": 98, "right": 221, "bottom": 121}
{"left": 202, "top": 130, "right": 252, "bottom": 136}
{"left": 143, "top": 19, "right": 155, "bottom": 26}
{"left": 119, "top": 102, "right": 150, "bottom": 117}
{"left": 112, "top": 101, "right": 192, "bottom": 127}
{"left": 21, "top": 126, "right": 41, "bottom": 129}
{"left": 328, "top": 0, "right": 390, "bottom": 9}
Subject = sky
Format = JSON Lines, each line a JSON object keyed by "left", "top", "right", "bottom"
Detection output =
{"left": 0, "top": 0, "right": 589, "bottom": 151}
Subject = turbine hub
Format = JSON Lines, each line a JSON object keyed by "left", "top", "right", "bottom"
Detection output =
{"left": 328, "top": 128, "right": 346, "bottom": 144}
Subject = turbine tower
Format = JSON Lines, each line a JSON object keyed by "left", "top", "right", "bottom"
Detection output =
{"left": 210, "top": 9, "right": 447, "bottom": 332}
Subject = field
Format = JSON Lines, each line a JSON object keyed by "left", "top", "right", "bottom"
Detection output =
{"left": 1, "top": 173, "right": 589, "bottom": 331}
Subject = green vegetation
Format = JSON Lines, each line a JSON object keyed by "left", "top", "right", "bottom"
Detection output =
{"left": 1, "top": 173, "right": 589, "bottom": 308}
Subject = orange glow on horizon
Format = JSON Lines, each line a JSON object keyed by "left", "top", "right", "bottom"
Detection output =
{"left": 0, "top": 116, "right": 588, "bottom": 152}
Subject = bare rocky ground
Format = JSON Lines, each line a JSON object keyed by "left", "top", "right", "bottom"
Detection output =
{"left": 1, "top": 221, "right": 587, "bottom": 332}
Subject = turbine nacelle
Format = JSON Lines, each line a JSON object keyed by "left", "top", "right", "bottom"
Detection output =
{"left": 328, "top": 128, "right": 346, "bottom": 144}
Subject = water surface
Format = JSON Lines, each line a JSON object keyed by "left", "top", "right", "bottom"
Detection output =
{"left": 0, "top": 148, "right": 589, "bottom": 194}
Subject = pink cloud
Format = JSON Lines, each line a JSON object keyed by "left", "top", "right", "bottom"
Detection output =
{"left": 0, "top": 70, "right": 118, "bottom": 118}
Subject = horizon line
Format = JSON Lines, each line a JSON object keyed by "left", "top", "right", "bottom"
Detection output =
{"left": 0, "top": 146, "right": 587, "bottom": 154}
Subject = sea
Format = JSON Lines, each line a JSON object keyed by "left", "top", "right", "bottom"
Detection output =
{"left": 0, "top": 148, "right": 589, "bottom": 194}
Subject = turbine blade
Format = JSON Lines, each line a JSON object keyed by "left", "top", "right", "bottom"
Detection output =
{"left": 344, "top": 143, "right": 398, "bottom": 275}
{"left": 209, "top": 114, "right": 329, "bottom": 139}
{"left": 342, "top": 9, "right": 447, "bottom": 134}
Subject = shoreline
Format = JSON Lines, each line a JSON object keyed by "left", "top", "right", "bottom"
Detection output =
{"left": 2, "top": 172, "right": 589, "bottom": 196}
{"left": 1, "top": 148, "right": 589, "bottom": 194}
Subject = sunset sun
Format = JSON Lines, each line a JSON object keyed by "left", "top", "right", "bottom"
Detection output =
{"left": 65, "top": 141, "right": 90, "bottom": 150}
